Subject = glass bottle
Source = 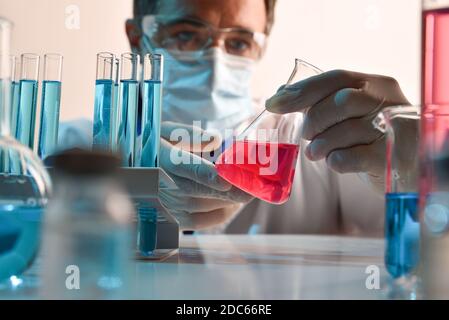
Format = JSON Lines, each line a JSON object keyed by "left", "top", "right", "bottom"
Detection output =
{"left": 40, "top": 150, "right": 135, "bottom": 299}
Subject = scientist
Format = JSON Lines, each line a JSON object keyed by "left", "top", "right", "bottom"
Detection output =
{"left": 64, "top": 0, "right": 410, "bottom": 235}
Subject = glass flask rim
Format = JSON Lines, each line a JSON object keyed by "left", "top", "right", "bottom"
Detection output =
{"left": 287, "top": 58, "right": 323, "bottom": 85}
{"left": 381, "top": 105, "right": 421, "bottom": 119}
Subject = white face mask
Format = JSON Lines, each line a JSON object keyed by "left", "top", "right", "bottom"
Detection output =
{"left": 148, "top": 46, "right": 256, "bottom": 132}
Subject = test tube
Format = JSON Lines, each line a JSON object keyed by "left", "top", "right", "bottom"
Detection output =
{"left": 38, "top": 54, "right": 63, "bottom": 160}
{"left": 118, "top": 53, "right": 140, "bottom": 167}
{"left": 10, "top": 56, "right": 20, "bottom": 137}
{"left": 110, "top": 57, "right": 120, "bottom": 152}
{"left": 92, "top": 52, "right": 115, "bottom": 151}
{"left": 139, "top": 53, "right": 163, "bottom": 168}
{"left": 16, "top": 53, "right": 40, "bottom": 149}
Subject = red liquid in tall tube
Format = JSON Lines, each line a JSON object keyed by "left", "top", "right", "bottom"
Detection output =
{"left": 422, "top": 7, "right": 449, "bottom": 150}
{"left": 422, "top": 8, "right": 449, "bottom": 106}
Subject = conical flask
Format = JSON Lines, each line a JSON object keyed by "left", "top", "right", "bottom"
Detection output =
{"left": 216, "top": 59, "right": 322, "bottom": 204}
{"left": 0, "top": 18, "right": 51, "bottom": 287}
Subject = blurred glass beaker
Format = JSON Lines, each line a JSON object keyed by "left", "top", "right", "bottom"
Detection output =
{"left": 215, "top": 59, "right": 322, "bottom": 204}
{"left": 41, "top": 150, "right": 135, "bottom": 299}
{"left": 0, "top": 18, "right": 51, "bottom": 288}
{"left": 374, "top": 106, "right": 421, "bottom": 281}
{"left": 419, "top": 105, "right": 449, "bottom": 299}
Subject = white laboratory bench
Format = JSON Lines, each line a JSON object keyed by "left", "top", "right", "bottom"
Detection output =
{"left": 0, "top": 235, "right": 393, "bottom": 300}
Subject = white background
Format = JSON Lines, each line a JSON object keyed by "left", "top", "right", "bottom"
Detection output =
{"left": 1, "top": 0, "right": 422, "bottom": 122}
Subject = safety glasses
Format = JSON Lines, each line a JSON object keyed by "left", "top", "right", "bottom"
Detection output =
{"left": 141, "top": 15, "right": 267, "bottom": 60}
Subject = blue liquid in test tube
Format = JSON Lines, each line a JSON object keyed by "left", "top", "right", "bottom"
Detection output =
{"left": 141, "top": 80, "right": 162, "bottom": 167}
{"left": 135, "top": 54, "right": 164, "bottom": 257}
{"left": 139, "top": 53, "right": 163, "bottom": 168}
{"left": 385, "top": 192, "right": 420, "bottom": 279}
{"left": 16, "top": 79, "right": 38, "bottom": 148}
{"left": 137, "top": 206, "right": 158, "bottom": 256}
{"left": 93, "top": 52, "right": 115, "bottom": 151}
{"left": 110, "top": 58, "right": 120, "bottom": 152}
{"left": 38, "top": 80, "right": 62, "bottom": 159}
{"left": 119, "top": 79, "right": 139, "bottom": 167}
{"left": 38, "top": 52, "right": 64, "bottom": 159}
{"left": 118, "top": 53, "right": 140, "bottom": 167}
{"left": 10, "top": 80, "right": 19, "bottom": 137}
{"left": 16, "top": 54, "right": 40, "bottom": 149}
{"left": 93, "top": 79, "right": 114, "bottom": 150}
{"left": 9, "top": 56, "right": 20, "bottom": 137}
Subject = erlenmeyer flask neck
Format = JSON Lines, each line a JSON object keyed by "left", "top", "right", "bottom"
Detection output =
{"left": 237, "top": 58, "right": 323, "bottom": 142}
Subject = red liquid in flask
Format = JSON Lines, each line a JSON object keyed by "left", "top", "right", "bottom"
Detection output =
{"left": 216, "top": 141, "right": 300, "bottom": 204}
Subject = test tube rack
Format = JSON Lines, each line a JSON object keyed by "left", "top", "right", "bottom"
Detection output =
{"left": 118, "top": 167, "right": 179, "bottom": 261}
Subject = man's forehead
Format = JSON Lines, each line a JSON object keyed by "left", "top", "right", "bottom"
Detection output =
{"left": 156, "top": 0, "right": 266, "bottom": 33}
{"left": 157, "top": 0, "right": 193, "bottom": 17}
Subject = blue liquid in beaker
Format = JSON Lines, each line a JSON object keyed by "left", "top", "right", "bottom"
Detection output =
{"left": 118, "top": 80, "right": 139, "bottom": 167}
{"left": 0, "top": 174, "right": 44, "bottom": 282}
{"left": 16, "top": 80, "right": 38, "bottom": 149}
{"left": 38, "top": 80, "right": 61, "bottom": 160}
{"left": 140, "top": 80, "right": 162, "bottom": 168}
{"left": 93, "top": 79, "right": 114, "bottom": 151}
{"left": 385, "top": 192, "right": 420, "bottom": 279}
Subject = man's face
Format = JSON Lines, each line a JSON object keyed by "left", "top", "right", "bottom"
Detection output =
{"left": 128, "top": 0, "right": 268, "bottom": 56}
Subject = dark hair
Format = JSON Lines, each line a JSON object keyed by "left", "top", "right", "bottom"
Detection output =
{"left": 133, "top": 0, "right": 277, "bottom": 34}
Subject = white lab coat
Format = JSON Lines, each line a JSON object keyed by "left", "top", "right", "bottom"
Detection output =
{"left": 58, "top": 119, "right": 385, "bottom": 237}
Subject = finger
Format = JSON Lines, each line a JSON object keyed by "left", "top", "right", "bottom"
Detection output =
{"left": 171, "top": 176, "right": 253, "bottom": 203}
{"left": 159, "top": 191, "right": 237, "bottom": 213}
{"left": 302, "top": 88, "right": 383, "bottom": 140}
{"left": 266, "top": 70, "right": 368, "bottom": 114}
{"left": 305, "top": 117, "right": 383, "bottom": 161}
{"left": 173, "top": 205, "right": 241, "bottom": 231}
{"left": 160, "top": 140, "right": 231, "bottom": 191}
{"left": 326, "top": 138, "right": 386, "bottom": 176}
{"left": 161, "top": 121, "right": 222, "bottom": 152}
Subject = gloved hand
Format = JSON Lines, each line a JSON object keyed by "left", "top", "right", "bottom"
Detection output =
{"left": 158, "top": 122, "right": 253, "bottom": 231}
{"left": 266, "top": 70, "right": 410, "bottom": 190}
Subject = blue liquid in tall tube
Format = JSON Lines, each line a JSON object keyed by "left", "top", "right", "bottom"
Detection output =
{"left": 140, "top": 80, "right": 162, "bottom": 168}
{"left": 38, "top": 81, "right": 61, "bottom": 160}
{"left": 137, "top": 205, "right": 158, "bottom": 256}
{"left": 110, "top": 82, "right": 120, "bottom": 152}
{"left": 118, "top": 80, "right": 139, "bottom": 167}
{"left": 385, "top": 193, "right": 420, "bottom": 278}
{"left": 93, "top": 79, "right": 114, "bottom": 151}
{"left": 10, "top": 81, "right": 20, "bottom": 137}
{"left": 16, "top": 80, "right": 38, "bottom": 149}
